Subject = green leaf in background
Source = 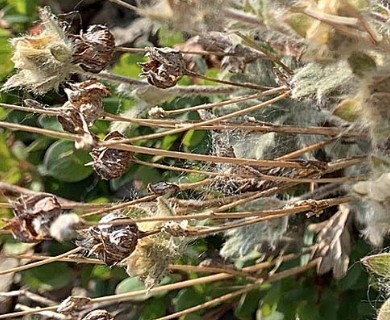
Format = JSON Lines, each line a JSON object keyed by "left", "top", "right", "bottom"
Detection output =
{"left": 361, "top": 253, "right": 390, "bottom": 278}
{"left": 7, "top": 0, "right": 38, "bottom": 16}
{"left": 112, "top": 53, "right": 143, "bottom": 77}
{"left": 174, "top": 287, "right": 206, "bottom": 314}
{"left": 296, "top": 301, "right": 320, "bottom": 320}
{"left": 0, "top": 28, "right": 13, "bottom": 79}
{"left": 182, "top": 130, "right": 207, "bottom": 148}
{"left": 42, "top": 140, "right": 93, "bottom": 182}
{"left": 158, "top": 27, "right": 184, "bottom": 47}
{"left": 235, "top": 289, "right": 262, "bottom": 320}
{"left": 139, "top": 297, "right": 169, "bottom": 320}
{"left": 115, "top": 277, "right": 149, "bottom": 301}
{"left": 22, "top": 262, "right": 73, "bottom": 292}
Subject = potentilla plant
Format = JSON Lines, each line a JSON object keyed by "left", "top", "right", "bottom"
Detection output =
{"left": 0, "top": 1, "right": 389, "bottom": 319}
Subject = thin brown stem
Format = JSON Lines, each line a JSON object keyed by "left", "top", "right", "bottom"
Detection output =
{"left": 0, "top": 247, "right": 81, "bottom": 276}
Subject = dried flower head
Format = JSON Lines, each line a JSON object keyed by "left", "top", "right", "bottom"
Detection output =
{"left": 90, "top": 131, "right": 133, "bottom": 180}
{"left": 57, "top": 296, "right": 92, "bottom": 316}
{"left": 81, "top": 310, "right": 114, "bottom": 320}
{"left": 58, "top": 80, "right": 110, "bottom": 133}
{"left": 3, "top": 7, "right": 73, "bottom": 93}
{"left": 71, "top": 25, "right": 115, "bottom": 73}
{"left": 126, "top": 197, "right": 185, "bottom": 288}
{"left": 3, "top": 9, "right": 115, "bottom": 94}
{"left": 4, "top": 194, "right": 62, "bottom": 242}
{"left": 140, "top": 47, "right": 185, "bottom": 88}
{"left": 77, "top": 212, "right": 139, "bottom": 267}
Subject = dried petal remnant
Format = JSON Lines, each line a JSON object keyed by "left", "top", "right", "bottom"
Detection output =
{"left": 140, "top": 47, "right": 185, "bottom": 88}
{"left": 72, "top": 25, "right": 115, "bottom": 73}
{"left": 77, "top": 212, "right": 139, "bottom": 267}
{"left": 90, "top": 131, "right": 133, "bottom": 180}
{"left": 5, "top": 194, "right": 62, "bottom": 242}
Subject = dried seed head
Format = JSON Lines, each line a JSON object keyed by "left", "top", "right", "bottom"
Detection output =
{"left": 71, "top": 25, "right": 115, "bottom": 73}
{"left": 5, "top": 194, "right": 62, "bottom": 242}
{"left": 57, "top": 296, "right": 92, "bottom": 316}
{"left": 2, "top": 7, "right": 73, "bottom": 94}
{"left": 140, "top": 47, "right": 185, "bottom": 88}
{"left": 77, "top": 212, "right": 139, "bottom": 267}
{"left": 90, "top": 131, "right": 133, "bottom": 180}
{"left": 81, "top": 310, "right": 114, "bottom": 320}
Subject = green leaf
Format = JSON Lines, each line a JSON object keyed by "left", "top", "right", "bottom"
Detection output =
{"left": 161, "top": 134, "right": 180, "bottom": 150}
{"left": 112, "top": 53, "right": 143, "bottom": 77}
{"left": 337, "top": 263, "right": 363, "bottom": 291}
{"left": 0, "top": 29, "right": 13, "bottom": 79}
{"left": 42, "top": 140, "right": 93, "bottom": 182}
{"left": 139, "top": 297, "right": 169, "bottom": 320}
{"left": 235, "top": 289, "right": 261, "bottom": 320}
{"left": 158, "top": 27, "right": 184, "bottom": 47}
{"left": 91, "top": 265, "right": 111, "bottom": 280}
{"left": 174, "top": 287, "right": 206, "bottom": 313}
{"left": 361, "top": 253, "right": 390, "bottom": 278}
{"left": 7, "top": 0, "right": 38, "bottom": 16}
{"left": 38, "top": 115, "right": 63, "bottom": 132}
{"left": 296, "top": 302, "right": 320, "bottom": 320}
{"left": 22, "top": 262, "right": 73, "bottom": 292}
{"left": 182, "top": 130, "right": 207, "bottom": 148}
{"left": 115, "top": 277, "right": 150, "bottom": 301}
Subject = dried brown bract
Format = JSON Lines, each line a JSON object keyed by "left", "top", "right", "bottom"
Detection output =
{"left": 57, "top": 296, "right": 92, "bottom": 316}
{"left": 64, "top": 80, "right": 110, "bottom": 125}
{"left": 90, "top": 131, "right": 133, "bottom": 180}
{"left": 147, "top": 182, "right": 180, "bottom": 196}
{"left": 77, "top": 212, "right": 139, "bottom": 267}
{"left": 81, "top": 309, "right": 114, "bottom": 320}
{"left": 71, "top": 25, "right": 115, "bottom": 73}
{"left": 309, "top": 204, "right": 352, "bottom": 279}
{"left": 140, "top": 47, "right": 185, "bottom": 88}
{"left": 5, "top": 194, "right": 62, "bottom": 242}
{"left": 57, "top": 80, "right": 109, "bottom": 149}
